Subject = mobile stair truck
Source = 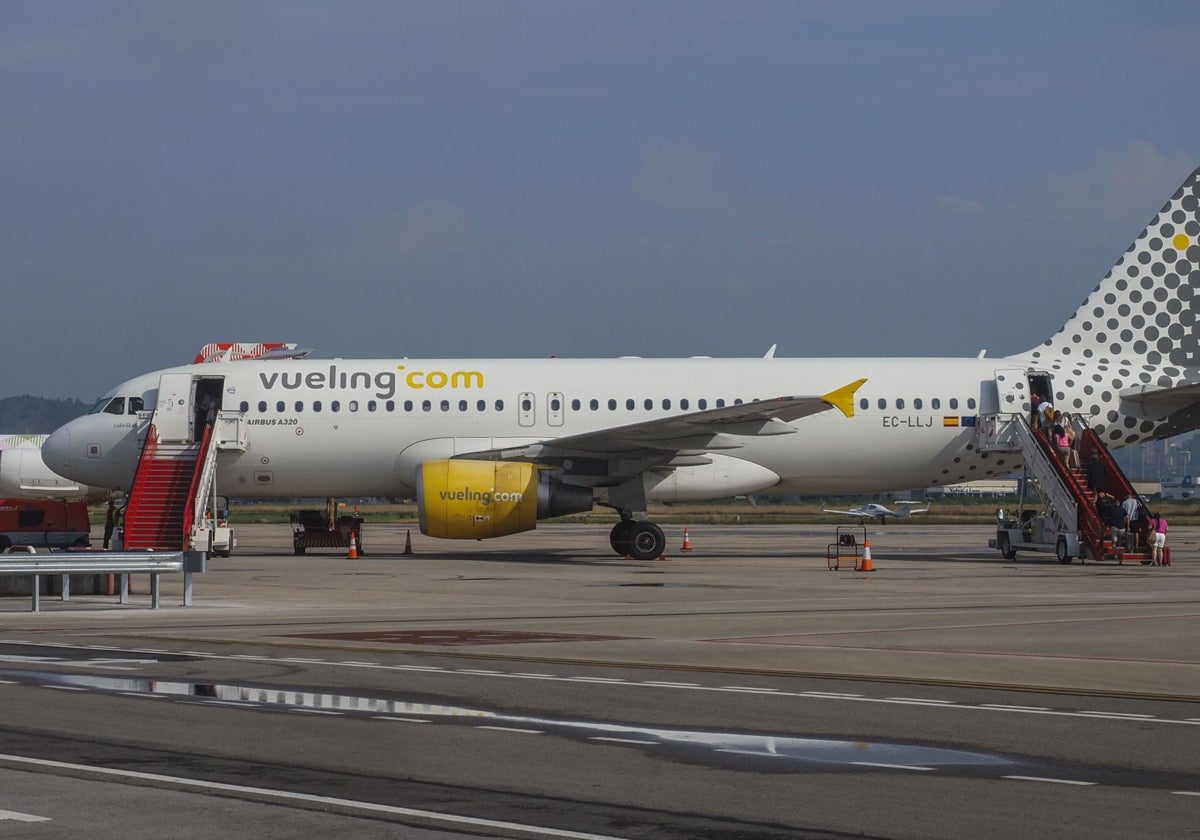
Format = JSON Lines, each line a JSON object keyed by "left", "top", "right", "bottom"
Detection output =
{"left": 979, "top": 409, "right": 1150, "bottom": 565}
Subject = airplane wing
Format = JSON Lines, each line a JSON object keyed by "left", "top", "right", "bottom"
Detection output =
{"left": 457, "top": 378, "right": 866, "bottom": 481}
{"left": 822, "top": 508, "right": 871, "bottom": 518}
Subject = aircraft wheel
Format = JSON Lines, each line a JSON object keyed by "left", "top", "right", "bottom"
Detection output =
{"left": 627, "top": 522, "right": 666, "bottom": 561}
{"left": 609, "top": 520, "right": 636, "bottom": 555}
{"left": 1056, "top": 537, "right": 1074, "bottom": 564}
{"left": 998, "top": 533, "right": 1016, "bottom": 560}
{"left": 293, "top": 545, "right": 305, "bottom": 556}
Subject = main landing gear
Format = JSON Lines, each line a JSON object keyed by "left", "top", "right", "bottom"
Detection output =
{"left": 608, "top": 518, "right": 666, "bottom": 561}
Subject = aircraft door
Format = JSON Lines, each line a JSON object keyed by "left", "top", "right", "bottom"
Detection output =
{"left": 992, "top": 368, "right": 1030, "bottom": 416}
{"left": 155, "top": 373, "right": 196, "bottom": 442}
{"left": 518, "top": 392, "right": 536, "bottom": 427}
{"left": 547, "top": 392, "right": 564, "bottom": 427}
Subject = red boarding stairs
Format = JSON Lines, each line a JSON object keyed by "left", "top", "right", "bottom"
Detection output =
{"left": 1028, "top": 420, "right": 1151, "bottom": 564}
{"left": 122, "top": 423, "right": 212, "bottom": 551}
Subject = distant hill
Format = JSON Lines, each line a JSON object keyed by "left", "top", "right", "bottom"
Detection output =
{"left": 0, "top": 395, "right": 90, "bottom": 434}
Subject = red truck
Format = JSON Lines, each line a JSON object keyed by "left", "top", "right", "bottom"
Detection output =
{"left": 0, "top": 499, "right": 91, "bottom": 552}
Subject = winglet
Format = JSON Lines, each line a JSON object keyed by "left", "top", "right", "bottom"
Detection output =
{"left": 821, "top": 378, "right": 867, "bottom": 418}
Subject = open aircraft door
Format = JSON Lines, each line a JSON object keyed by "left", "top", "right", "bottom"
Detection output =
{"left": 155, "top": 373, "right": 195, "bottom": 442}
{"left": 992, "top": 368, "right": 1031, "bottom": 416}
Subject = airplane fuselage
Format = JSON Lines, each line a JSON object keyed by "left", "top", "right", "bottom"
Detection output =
{"left": 42, "top": 352, "right": 1165, "bottom": 501}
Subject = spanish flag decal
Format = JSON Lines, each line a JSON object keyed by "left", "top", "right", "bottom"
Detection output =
{"left": 943, "top": 416, "right": 960, "bottom": 427}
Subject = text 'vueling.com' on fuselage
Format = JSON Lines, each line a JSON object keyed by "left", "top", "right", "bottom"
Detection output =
{"left": 257, "top": 365, "right": 485, "bottom": 400}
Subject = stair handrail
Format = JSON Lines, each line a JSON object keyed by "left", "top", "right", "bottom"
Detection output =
{"left": 1032, "top": 416, "right": 1112, "bottom": 559}
{"left": 183, "top": 422, "right": 215, "bottom": 549}
{"left": 121, "top": 424, "right": 161, "bottom": 549}
{"left": 1007, "top": 414, "right": 1079, "bottom": 535}
{"left": 1074, "top": 414, "right": 1149, "bottom": 556}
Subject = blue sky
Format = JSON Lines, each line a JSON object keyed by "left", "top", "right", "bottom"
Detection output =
{"left": 3, "top": 1, "right": 1199, "bottom": 399}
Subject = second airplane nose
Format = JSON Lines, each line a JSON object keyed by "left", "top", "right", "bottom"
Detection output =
{"left": 41, "top": 425, "right": 73, "bottom": 479}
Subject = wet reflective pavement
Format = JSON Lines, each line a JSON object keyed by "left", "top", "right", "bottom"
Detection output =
{"left": 4, "top": 667, "right": 1014, "bottom": 772}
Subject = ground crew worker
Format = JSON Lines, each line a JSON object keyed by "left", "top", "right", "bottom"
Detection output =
{"left": 103, "top": 500, "right": 117, "bottom": 549}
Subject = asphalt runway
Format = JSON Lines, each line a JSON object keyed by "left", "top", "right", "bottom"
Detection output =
{"left": 0, "top": 523, "right": 1197, "bottom": 839}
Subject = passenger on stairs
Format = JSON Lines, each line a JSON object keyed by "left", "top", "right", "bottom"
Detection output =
{"left": 1036, "top": 398, "right": 1056, "bottom": 432}
{"left": 1085, "top": 452, "right": 1107, "bottom": 493}
{"left": 1121, "top": 494, "right": 1141, "bottom": 549}
{"left": 1052, "top": 421, "right": 1071, "bottom": 463}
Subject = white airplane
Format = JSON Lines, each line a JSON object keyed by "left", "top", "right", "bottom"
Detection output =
{"left": 0, "top": 434, "right": 96, "bottom": 500}
{"left": 822, "top": 501, "right": 929, "bottom": 524}
{"left": 42, "top": 167, "right": 1200, "bottom": 560}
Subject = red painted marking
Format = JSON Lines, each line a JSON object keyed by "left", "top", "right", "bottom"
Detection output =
{"left": 281, "top": 629, "right": 630, "bottom": 646}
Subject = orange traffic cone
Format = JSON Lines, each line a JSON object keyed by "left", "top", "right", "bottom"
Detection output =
{"left": 681, "top": 527, "right": 693, "bottom": 551}
{"left": 860, "top": 538, "right": 875, "bottom": 572}
{"left": 403, "top": 529, "right": 415, "bottom": 555}
{"left": 348, "top": 532, "right": 358, "bottom": 559}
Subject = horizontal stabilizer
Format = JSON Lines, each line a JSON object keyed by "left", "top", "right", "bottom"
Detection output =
{"left": 1119, "top": 381, "right": 1200, "bottom": 420}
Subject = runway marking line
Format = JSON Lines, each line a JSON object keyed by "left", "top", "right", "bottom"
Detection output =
{"left": 475, "top": 725, "right": 543, "bottom": 734}
{"left": 0, "top": 809, "right": 50, "bottom": 823}
{"left": 1077, "top": 711, "right": 1155, "bottom": 719}
{"left": 980, "top": 704, "right": 1051, "bottom": 712}
{"left": 705, "top": 611, "right": 1200, "bottom": 642}
{"left": 1003, "top": 776, "right": 1097, "bottom": 786}
{"left": 0, "top": 752, "right": 627, "bottom": 840}
{"left": 851, "top": 762, "right": 934, "bottom": 772}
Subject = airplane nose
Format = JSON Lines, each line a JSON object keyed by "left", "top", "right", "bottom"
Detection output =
{"left": 42, "top": 425, "right": 73, "bottom": 479}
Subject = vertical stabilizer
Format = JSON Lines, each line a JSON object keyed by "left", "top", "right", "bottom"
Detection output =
{"left": 1024, "top": 167, "right": 1200, "bottom": 370}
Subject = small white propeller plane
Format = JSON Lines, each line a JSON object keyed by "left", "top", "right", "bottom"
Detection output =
{"left": 40, "top": 168, "right": 1200, "bottom": 560}
{"left": 822, "top": 501, "right": 929, "bottom": 525}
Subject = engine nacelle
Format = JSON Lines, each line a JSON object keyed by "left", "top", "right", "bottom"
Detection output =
{"left": 0, "top": 447, "right": 92, "bottom": 500}
{"left": 417, "top": 460, "right": 594, "bottom": 540}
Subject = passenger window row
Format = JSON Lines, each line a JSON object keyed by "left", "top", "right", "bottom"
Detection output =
{"left": 236, "top": 396, "right": 750, "bottom": 415}
{"left": 240, "top": 399, "right": 508, "bottom": 414}
{"left": 858, "top": 396, "right": 978, "bottom": 411}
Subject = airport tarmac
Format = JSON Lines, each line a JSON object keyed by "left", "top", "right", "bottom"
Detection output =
{"left": 4, "top": 522, "right": 1195, "bottom": 697}
{"left": 1, "top": 523, "right": 1197, "bottom": 839}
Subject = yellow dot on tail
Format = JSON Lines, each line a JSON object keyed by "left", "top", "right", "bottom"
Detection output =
{"left": 1174, "top": 233, "right": 1190, "bottom": 250}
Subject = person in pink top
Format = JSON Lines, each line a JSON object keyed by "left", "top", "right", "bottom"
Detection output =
{"left": 1147, "top": 512, "right": 1169, "bottom": 566}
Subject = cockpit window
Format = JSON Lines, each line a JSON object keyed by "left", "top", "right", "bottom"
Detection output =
{"left": 89, "top": 396, "right": 143, "bottom": 415}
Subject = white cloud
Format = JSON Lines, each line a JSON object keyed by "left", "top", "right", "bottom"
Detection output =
{"left": 363, "top": 202, "right": 479, "bottom": 257}
{"left": 633, "top": 142, "right": 736, "bottom": 225}
{"left": 1032, "top": 142, "right": 1198, "bottom": 223}
{"left": 632, "top": 141, "right": 816, "bottom": 248}
{"left": 936, "top": 195, "right": 986, "bottom": 214}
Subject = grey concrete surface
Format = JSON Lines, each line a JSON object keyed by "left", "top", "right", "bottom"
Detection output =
{"left": 1, "top": 523, "right": 1198, "bottom": 840}
{"left": 3, "top": 523, "right": 1197, "bottom": 698}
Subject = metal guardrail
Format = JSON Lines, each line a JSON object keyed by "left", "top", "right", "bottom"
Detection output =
{"left": 0, "top": 551, "right": 188, "bottom": 612}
